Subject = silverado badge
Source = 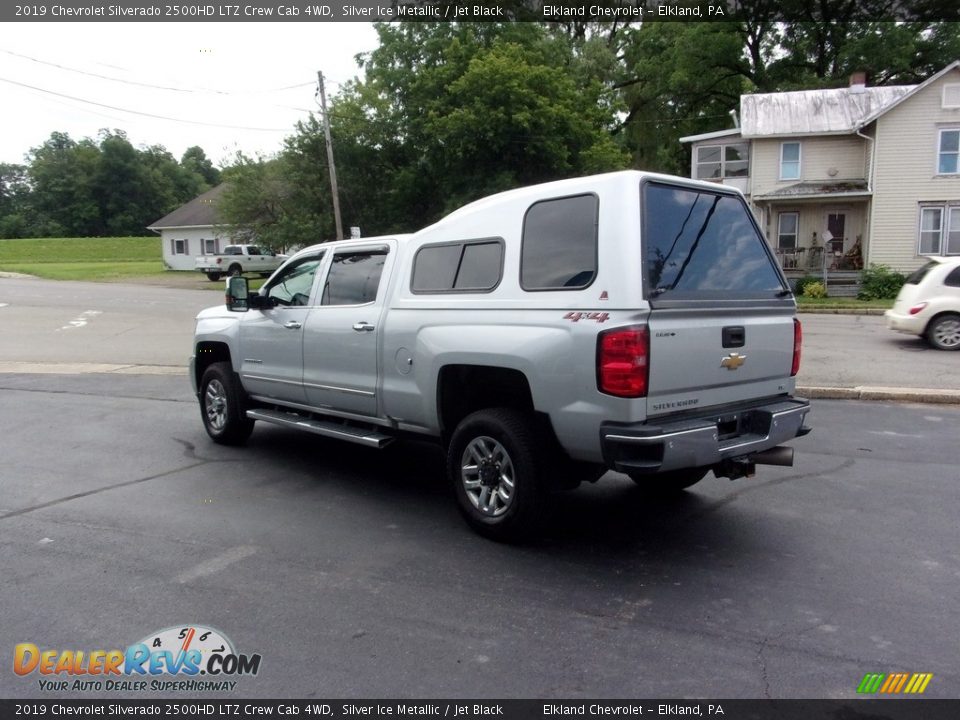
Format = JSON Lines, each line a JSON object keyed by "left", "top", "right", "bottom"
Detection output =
{"left": 720, "top": 352, "right": 747, "bottom": 370}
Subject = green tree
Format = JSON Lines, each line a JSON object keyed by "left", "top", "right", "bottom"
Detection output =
{"left": 181, "top": 146, "right": 221, "bottom": 186}
{"left": 219, "top": 152, "right": 328, "bottom": 252}
{"left": 28, "top": 132, "right": 101, "bottom": 236}
{"left": 324, "top": 22, "right": 627, "bottom": 230}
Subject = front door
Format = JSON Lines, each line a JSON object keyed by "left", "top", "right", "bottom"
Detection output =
{"left": 237, "top": 252, "right": 325, "bottom": 404}
{"left": 825, "top": 212, "right": 847, "bottom": 256}
{"left": 302, "top": 243, "right": 395, "bottom": 417}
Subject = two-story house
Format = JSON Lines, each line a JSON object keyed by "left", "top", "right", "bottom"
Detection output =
{"left": 680, "top": 61, "right": 960, "bottom": 279}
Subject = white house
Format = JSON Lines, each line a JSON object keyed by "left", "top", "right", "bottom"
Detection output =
{"left": 680, "top": 62, "right": 960, "bottom": 275}
{"left": 147, "top": 184, "right": 231, "bottom": 271}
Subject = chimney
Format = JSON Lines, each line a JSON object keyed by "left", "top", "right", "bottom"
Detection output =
{"left": 849, "top": 71, "right": 867, "bottom": 94}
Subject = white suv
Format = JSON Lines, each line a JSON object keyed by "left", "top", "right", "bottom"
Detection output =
{"left": 885, "top": 257, "right": 960, "bottom": 350}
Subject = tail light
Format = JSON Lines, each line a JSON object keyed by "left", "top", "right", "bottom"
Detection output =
{"left": 791, "top": 318, "right": 802, "bottom": 377}
{"left": 909, "top": 302, "right": 928, "bottom": 315}
{"left": 597, "top": 326, "right": 649, "bottom": 398}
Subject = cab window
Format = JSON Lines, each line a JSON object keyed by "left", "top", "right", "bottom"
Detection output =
{"left": 262, "top": 255, "right": 323, "bottom": 307}
{"left": 322, "top": 250, "right": 388, "bottom": 306}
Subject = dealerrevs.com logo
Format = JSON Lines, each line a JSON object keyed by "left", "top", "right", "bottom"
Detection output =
{"left": 14, "top": 625, "right": 262, "bottom": 692}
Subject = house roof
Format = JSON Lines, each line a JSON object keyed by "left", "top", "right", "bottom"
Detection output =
{"left": 147, "top": 184, "right": 226, "bottom": 230}
{"left": 753, "top": 180, "right": 871, "bottom": 202}
{"left": 741, "top": 85, "right": 915, "bottom": 137}
{"left": 678, "top": 128, "right": 742, "bottom": 144}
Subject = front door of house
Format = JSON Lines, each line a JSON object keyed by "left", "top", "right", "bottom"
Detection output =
{"left": 826, "top": 212, "right": 847, "bottom": 255}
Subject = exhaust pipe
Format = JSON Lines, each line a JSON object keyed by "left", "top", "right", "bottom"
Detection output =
{"left": 748, "top": 446, "right": 794, "bottom": 467}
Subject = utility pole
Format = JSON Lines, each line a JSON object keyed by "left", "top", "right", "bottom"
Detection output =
{"left": 317, "top": 71, "right": 343, "bottom": 241}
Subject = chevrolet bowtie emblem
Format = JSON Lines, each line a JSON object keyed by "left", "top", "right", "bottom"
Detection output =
{"left": 720, "top": 352, "right": 747, "bottom": 370}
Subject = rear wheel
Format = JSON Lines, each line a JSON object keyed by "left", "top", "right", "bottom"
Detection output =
{"left": 227, "top": 264, "right": 243, "bottom": 277}
{"left": 199, "top": 362, "right": 254, "bottom": 445}
{"left": 447, "top": 408, "right": 546, "bottom": 542}
{"left": 926, "top": 313, "right": 960, "bottom": 351}
{"left": 206, "top": 272, "right": 222, "bottom": 281}
{"left": 629, "top": 467, "right": 709, "bottom": 493}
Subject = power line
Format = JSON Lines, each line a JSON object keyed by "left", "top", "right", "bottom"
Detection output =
{"left": 0, "top": 76, "right": 293, "bottom": 132}
{"left": 0, "top": 48, "right": 315, "bottom": 95}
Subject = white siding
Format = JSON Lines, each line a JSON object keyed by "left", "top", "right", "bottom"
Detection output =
{"left": 159, "top": 227, "right": 229, "bottom": 271}
{"left": 750, "top": 135, "right": 868, "bottom": 198}
{"left": 870, "top": 68, "right": 960, "bottom": 271}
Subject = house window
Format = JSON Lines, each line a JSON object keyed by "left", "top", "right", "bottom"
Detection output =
{"left": 918, "top": 204, "right": 960, "bottom": 255}
{"left": 949, "top": 207, "right": 960, "bottom": 255}
{"left": 203, "top": 238, "right": 217, "bottom": 255}
{"left": 780, "top": 142, "right": 801, "bottom": 180}
{"left": 777, "top": 212, "right": 799, "bottom": 250}
{"left": 694, "top": 143, "right": 749, "bottom": 180}
{"left": 937, "top": 130, "right": 959, "bottom": 174}
{"left": 943, "top": 84, "right": 960, "bottom": 109}
{"left": 172, "top": 239, "right": 188, "bottom": 255}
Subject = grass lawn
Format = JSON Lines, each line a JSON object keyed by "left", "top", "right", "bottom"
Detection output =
{"left": 0, "top": 237, "right": 167, "bottom": 281}
{"left": 0, "top": 237, "right": 266, "bottom": 290}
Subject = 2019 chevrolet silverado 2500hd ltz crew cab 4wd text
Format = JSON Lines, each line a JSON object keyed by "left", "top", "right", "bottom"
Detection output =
{"left": 190, "top": 171, "right": 811, "bottom": 540}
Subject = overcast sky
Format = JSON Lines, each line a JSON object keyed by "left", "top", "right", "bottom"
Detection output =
{"left": 0, "top": 22, "right": 380, "bottom": 167}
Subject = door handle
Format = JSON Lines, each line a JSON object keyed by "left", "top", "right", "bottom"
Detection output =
{"left": 284, "top": 320, "right": 302, "bottom": 329}
{"left": 352, "top": 322, "right": 375, "bottom": 332}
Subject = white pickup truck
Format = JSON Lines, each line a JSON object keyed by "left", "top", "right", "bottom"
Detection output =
{"left": 191, "top": 170, "right": 811, "bottom": 540}
{"left": 194, "top": 244, "right": 287, "bottom": 281}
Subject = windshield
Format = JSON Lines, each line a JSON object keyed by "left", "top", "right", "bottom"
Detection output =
{"left": 643, "top": 182, "right": 786, "bottom": 299}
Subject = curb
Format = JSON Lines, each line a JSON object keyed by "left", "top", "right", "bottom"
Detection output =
{"left": 796, "top": 307, "right": 887, "bottom": 315}
{"left": 798, "top": 385, "right": 960, "bottom": 404}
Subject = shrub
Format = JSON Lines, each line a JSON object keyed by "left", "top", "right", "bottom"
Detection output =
{"left": 858, "top": 264, "right": 906, "bottom": 300}
{"left": 802, "top": 281, "right": 828, "bottom": 299}
{"left": 793, "top": 275, "right": 821, "bottom": 296}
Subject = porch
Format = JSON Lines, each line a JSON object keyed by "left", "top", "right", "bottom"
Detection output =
{"left": 782, "top": 267, "right": 861, "bottom": 297}
{"left": 753, "top": 181, "right": 870, "bottom": 296}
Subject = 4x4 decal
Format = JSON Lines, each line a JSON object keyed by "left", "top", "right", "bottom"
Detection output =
{"left": 563, "top": 311, "right": 610, "bottom": 323}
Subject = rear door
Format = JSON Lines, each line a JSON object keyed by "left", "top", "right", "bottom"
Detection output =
{"left": 641, "top": 181, "right": 796, "bottom": 417}
{"left": 301, "top": 242, "right": 395, "bottom": 417}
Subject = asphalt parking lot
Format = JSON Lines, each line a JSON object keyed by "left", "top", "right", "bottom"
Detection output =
{"left": 1, "top": 371, "right": 958, "bottom": 699}
{"left": 1, "top": 277, "right": 958, "bottom": 702}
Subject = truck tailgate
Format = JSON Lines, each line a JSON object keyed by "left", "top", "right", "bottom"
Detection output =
{"left": 646, "top": 309, "right": 795, "bottom": 417}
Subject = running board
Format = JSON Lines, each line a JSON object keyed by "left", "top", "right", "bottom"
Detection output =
{"left": 246, "top": 409, "right": 393, "bottom": 449}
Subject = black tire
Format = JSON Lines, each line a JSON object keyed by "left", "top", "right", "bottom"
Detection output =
{"left": 447, "top": 408, "right": 547, "bottom": 542}
{"left": 925, "top": 313, "right": 960, "bottom": 351}
{"left": 206, "top": 272, "right": 222, "bottom": 281}
{"left": 227, "top": 264, "right": 243, "bottom": 277}
{"left": 199, "top": 361, "right": 255, "bottom": 445}
{"left": 629, "top": 467, "right": 709, "bottom": 493}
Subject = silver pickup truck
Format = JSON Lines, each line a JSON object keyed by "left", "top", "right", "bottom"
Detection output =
{"left": 190, "top": 170, "right": 810, "bottom": 540}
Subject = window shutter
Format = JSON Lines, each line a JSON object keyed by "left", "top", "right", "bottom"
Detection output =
{"left": 184, "top": 239, "right": 189, "bottom": 256}
{"left": 170, "top": 238, "right": 175, "bottom": 255}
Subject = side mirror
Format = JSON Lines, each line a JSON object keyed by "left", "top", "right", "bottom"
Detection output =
{"left": 226, "top": 276, "right": 249, "bottom": 312}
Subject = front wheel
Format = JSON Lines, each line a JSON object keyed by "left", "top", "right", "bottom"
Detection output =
{"left": 447, "top": 408, "right": 546, "bottom": 542}
{"left": 926, "top": 313, "right": 960, "bottom": 350}
{"left": 199, "top": 362, "right": 254, "bottom": 445}
{"left": 205, "top": 272, "right": 222, "bottom": 281}
{"left": 227, "top": 264, "right": 243, "bottom": 277}
{"left": 629, "top": 467, "right": 709, "bottom": 493}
